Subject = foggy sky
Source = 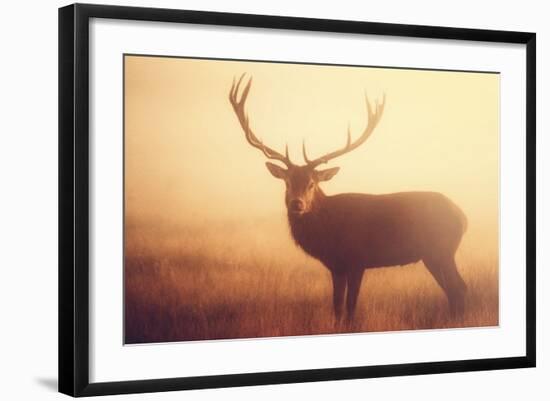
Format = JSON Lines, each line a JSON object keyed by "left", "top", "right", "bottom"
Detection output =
{"left": 124, "top": 55, "right": 499, "bottom": 234}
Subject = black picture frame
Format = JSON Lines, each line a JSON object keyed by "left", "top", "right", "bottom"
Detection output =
{"left": 58, "top": 3, "right": 536, "bottom": 397}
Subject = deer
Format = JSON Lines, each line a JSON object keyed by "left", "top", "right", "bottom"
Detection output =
{"left": 229, "top": 74, "right": 468, "bottom": 323}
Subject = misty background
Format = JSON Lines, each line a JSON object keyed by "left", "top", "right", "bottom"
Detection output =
{"left": 125, "top": 55, "right": 499, "bottom": 250}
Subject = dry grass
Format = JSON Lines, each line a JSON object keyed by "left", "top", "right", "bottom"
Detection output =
{"left": 124, "top": 217, "right": 498, "bottom": 344}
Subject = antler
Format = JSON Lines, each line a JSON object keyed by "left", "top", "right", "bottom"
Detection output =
{"left": 302, "top": 93, "right": 386, "bottom": 168}
{"left": 229, "top": 74, "right": 293, "bottom": 168}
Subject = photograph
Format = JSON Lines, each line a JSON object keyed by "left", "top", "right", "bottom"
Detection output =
{"left": 123, "top": 55, "right": 500, "bottom": 344}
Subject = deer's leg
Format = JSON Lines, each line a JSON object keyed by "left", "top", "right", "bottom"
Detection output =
{"left": 423, "top": 255, "right": 467, "bottom": 318}
{"left": 330, "top": 270, "right": 346, "bottom": 322}
{"left": 346, "top": 269, "right": 365, "bottom": 322}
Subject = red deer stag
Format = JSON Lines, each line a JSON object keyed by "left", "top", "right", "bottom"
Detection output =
{"left": 229, "top": 74, "right": 468, "bottom": 322}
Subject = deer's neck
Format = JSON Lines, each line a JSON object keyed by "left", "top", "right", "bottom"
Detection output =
{"left": 287, "top": 188, "right": 327, "bottom": 256}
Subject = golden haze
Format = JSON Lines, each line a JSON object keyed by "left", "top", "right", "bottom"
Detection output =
{"left": 125, "top": 56, "right": 499, "bottom": 228}
{"left": 124, "top": 55, "right": 499, "bottom": 343}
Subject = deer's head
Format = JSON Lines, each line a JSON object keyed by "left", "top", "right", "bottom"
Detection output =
{"left": 229, "top": 74, "right": 385, "bottom": 217}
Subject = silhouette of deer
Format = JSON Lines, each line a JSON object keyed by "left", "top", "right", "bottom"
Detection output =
{"left": 229, "top": 74, "right": 467, "bottom": 322}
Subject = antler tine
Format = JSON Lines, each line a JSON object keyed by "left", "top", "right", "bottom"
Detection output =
{"left": 305, "top": 92, "right": 386, "bottom": 168}
{"left": 229, "top": 74, "right": 293, "bottom": 167}
{"left": 240, "top": 76, "right": 253, "bottom": 107}
{"left": 229, "top": 73, "right": 245, "bottom": 105}
{"left": 302, "top": 139, "right": 311, "bottom": 164}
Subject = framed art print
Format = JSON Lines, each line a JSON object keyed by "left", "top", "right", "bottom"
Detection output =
{"left": 58, "top": 3, "right": 536, "bottom": 397}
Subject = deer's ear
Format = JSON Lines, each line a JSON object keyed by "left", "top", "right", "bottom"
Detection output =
{"left": 265, "top": 162, "right": 288, "bottom": 179}
{"left": 316, "top": 167, "right": 340, "bottom": 182}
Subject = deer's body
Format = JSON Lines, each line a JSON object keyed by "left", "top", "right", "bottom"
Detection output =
{"left": 288, "top": 190, "right": 466, "bottom": 270}
{"left": 287, "top": 189, "right": 467, "bottom": 319}
{"left": 229, "top": 75, "right": 467, "bottom": 322}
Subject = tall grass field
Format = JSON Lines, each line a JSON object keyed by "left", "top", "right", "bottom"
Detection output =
{"left": 124, "top": 217, "right": 498, "bottom": 344}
